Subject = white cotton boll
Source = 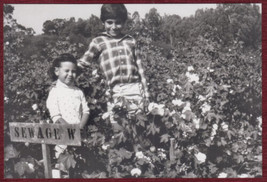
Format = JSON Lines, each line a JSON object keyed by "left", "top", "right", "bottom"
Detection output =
{"left": 148, "top": 102, "right": 156, "bottom": 112}
{"left": 92, "top": 69, "right": 98, "bottom": 75}
{"left": 211, "top": 130, "right": 216, "bottom": 137}
{"left": 186, "top": 72, "right": 199, "bottom": 83}
{"left": 218, "top": 172, "right": 228, "bottom": 178}
{"left": 102, "top": 112, "right": 110, "bottom": 120}
{"left": 201, "top": 103, "right": 211, "bottom": 114}
{"left": 167, "top": 79, "right": 174, "bottom": 84}
{"left": 148, "top": 103, "right": 165, "bottom": 116}
{"left": 193, "top": 118, "right": 200, "bottom": 129}
{"left": 187, "top": 66, "right": 194, "bottom": 71}
{"left": 135, "top": 151, "right": 144, "bottom": 159}
{"left": 28, "top": 163, "right": 34, "bottom": 171}
{"left": 101, "top": 144, "right": 110, "bottom": 150}
{"left": 169, "top": 110, "right": 176, "bottom": 116}
{"left": 194, "top": 152, "right": 206, "bottom": 164}
{"left": 198, "top": 95, "right": 206, "bottom": 101}
{"left": 257, "top": 116, "right": 262, "bottom": 130}
{"left": 176, "top": 85, "right": 182, "bottom": 89}
{"left": 183, "top": 102, "right": 191, "bottom": 112}
{"left": 32, "top": 104, "right": 38, "bottom": 111}
{"left": 158, "top": 152, "right": 167, "bottom": 159}
{"left": 210, "top": 136, "right": 214, "bottom": 141}
{"left": 207, "top": 67, "right": 214, "bottom": 72}
{"left": 131, "top": 168, "right": 142, "bottom": 177}
{"left": 158, "top": 148, "right": 166, "bottom": 152}
{"left": 181, "top": 113, "right": 186, "bottom": 119}
{"left": 172, "top": 99, "right": 184, "bottom": 106}
{"left": 221, "top": 122, "right": 229, "bottom": 131}
{"left": 188, "top": 145, "right": 195, "bottom": 151}
{"left": 144, "top": 156, "right": 152, "bottom": 163}
{"left": 150, "top": 146, "right": 156, "bottom": 152}
{"left": 212, "top": 124, "right": 218, "bottom": 130}
{"left": 154, "top": 104, "right": 165, "bottom": 116}
{"left": 105, "top": 89, "right": 111, "bottom": 96}
{"left": 237, "top": 174, "right": 249, "bottom": 178}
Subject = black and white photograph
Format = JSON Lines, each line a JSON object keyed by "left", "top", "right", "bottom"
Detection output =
{"left": 3, "top": 2, "right": 262, "bottom": 179}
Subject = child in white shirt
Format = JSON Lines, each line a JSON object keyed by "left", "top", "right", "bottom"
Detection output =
{"left": 47, "top": 53, "right": 89, "bottom": 127}
{"left": 46, "top": 53, "right": 89, "bottom": 177}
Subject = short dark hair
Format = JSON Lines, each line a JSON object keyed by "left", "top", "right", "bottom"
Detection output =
{"left": 48, "top": 53, "right": 79, "bottom": 81}
{"left": 100, "top": 4, "right": 128, "bottom": 23}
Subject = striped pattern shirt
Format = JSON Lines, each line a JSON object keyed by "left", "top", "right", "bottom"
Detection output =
{"left": 78, "top": 33, "right": 149, "bottom": 98}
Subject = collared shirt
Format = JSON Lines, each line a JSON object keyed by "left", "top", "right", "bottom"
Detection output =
{"left": 46, "top": 80, "right": 89, "bottom": 124}
{"left": 78, "top": 32, "right": 149, "bottom": 98}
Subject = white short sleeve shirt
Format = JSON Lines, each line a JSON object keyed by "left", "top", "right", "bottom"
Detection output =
{"left": 46, "top": 80, "right": 89, "bottom": 124}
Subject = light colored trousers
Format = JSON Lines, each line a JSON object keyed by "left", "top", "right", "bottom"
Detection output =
{"left": 108, "top": 83, "right": 144, "bottom": 124}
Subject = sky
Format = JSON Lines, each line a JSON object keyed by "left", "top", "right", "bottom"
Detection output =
{"left": 10, "top": 3, "right": 261, "bottom": 35}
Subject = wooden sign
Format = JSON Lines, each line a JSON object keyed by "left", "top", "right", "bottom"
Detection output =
{"left": 9, "top": 122, "right": 81, "bottom": 146}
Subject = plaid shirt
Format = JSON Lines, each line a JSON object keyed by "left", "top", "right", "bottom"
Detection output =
{"left": 78, "top": 33, "right": 149, "bottom": 98}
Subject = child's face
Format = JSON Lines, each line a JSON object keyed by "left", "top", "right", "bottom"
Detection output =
{"left": 55, "top": 62, "right": 77, "bottom": 86}
{"left": 104, "top": 19, "right": 125, "bottom": 37}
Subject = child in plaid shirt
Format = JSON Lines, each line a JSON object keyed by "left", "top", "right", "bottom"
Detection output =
{"left": 78, "top": 4, "right": 150, "bottom": 126}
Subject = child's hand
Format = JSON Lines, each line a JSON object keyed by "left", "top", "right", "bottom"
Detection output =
{"left": 144, "top": 98, "right": 150, "bottom": 113}
{"left": 79, "top": 123, "right": 84, "bottom": 129}
{"left": 55, "top": 118, "right": 68, "bottom": 124}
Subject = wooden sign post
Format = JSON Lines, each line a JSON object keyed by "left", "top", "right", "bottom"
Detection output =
{"left": 9, "top": 122, "right": 81, "bottom": 178}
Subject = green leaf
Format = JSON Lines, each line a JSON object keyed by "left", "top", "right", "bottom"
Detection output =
{"left": 200, "top": 123, "right": 208, "bottom": 130}
{"left": 58, "top": 153, "right": 76, "bottom": 170}
{"left": 183, "top": 110, "right": 195, "bottom": 121}
{"left": 14, "top": 161, "right": 27, "bottom": 176}
{"left": 114, "top": 131, "right": 127, "bottom": 143}
{"left": 205, "top": 138, "right": 212, "bottom": 147}
{"left": 160, "top": 134, "right": 170, "bottom": 143}
{"left": 205, "top": 82, "right": 216, "bottom": 97}
{"left": 227, "top": 130, "right": 235, "bottom": 140}
{"left": 136, "top": 113, "right": 146, "bottom": 127}
{"left": 208, "top": 162, "right": 218, "bottom": 174}
{"left": 4, "top": 144, "right": 20, "bottom": 161}
{"left": 82, "top": 171, "right": 107, "bottom": 178}
{"left": 147, "top": 122, "right": 160, "bottom": 135}
{"left": 119, "top": 148, "right": 132, "bottom": 159}
{"left": 184, "top": 81, "right": 193, "bottom": 94}
{"left": 221, "top": 137, "right": 227, "bottom": 146}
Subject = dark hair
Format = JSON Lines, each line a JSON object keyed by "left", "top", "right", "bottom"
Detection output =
{"left": 100, "top": 4, "right": 128, "bottom": 23}
{"left": 48, "top": 53, "right": 79, "bottom": 81}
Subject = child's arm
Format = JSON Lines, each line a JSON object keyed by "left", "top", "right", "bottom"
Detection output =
{"left": 79, "top": 91, "right": 90, "bottom": 129}
{"left": 80, "top": 113, "right": 89, "bottom": 129}
{"left": 78, "top": 40, "right": 100, "bottom": 69}
{"left": 135, "top": 46, "right": 150, "bottom": 100}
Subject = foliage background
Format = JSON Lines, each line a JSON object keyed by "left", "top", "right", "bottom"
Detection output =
{"left": 3, "top": 3, "right": 262, "bottom": 179}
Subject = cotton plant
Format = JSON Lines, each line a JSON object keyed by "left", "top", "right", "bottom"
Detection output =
{"left": 172, "top": 98, "right": 184, "bottom": 106}
{"left": 187, "top": 66, "right": 194, "bottom": 71}
{"left": 130, "top": 168, "right": 142, "bottom": 177}
{"left": 194, "top": 152, "right": 207, "bottom": 164}
{"left": 147, "top": 102, "right": 165, "bottom": 116}
{"left": 201, "top": 102, "right": 211, "bottom": 115}
{"left": 185, "top": 71, "right": 200, "bottom": 83}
